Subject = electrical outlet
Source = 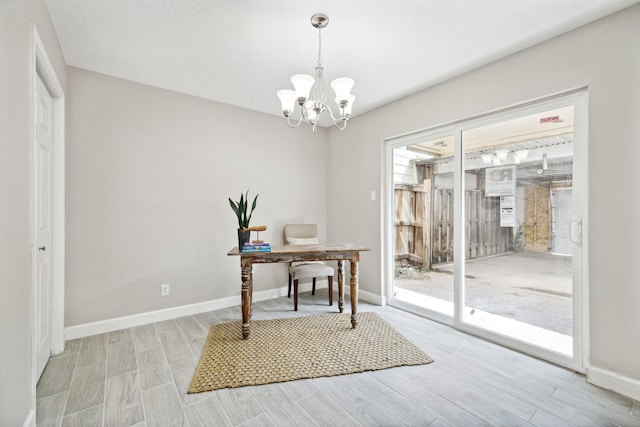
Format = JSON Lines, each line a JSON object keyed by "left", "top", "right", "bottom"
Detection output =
{"left": 161, "top": 283, "right": 170, "bottom": 297}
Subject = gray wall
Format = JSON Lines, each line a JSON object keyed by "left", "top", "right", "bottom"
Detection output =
{"left": 3, "top": 3, "right": 640, "bottom": 423}
{"left": 0, "top": 0, "right": 66, "bottom": 424}
{"left": 328, "top": 4, "right": 640, "bottom": 384}
{"left": 65, "top": 67, "right": 329, "bottom": 326}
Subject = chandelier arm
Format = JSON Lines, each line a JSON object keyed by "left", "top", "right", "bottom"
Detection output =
{"left": 332, "top": 119, "right": 348, "bottom": 131}
{"left": 285, "top": 113, "right": 306, "bottom": 128}
{"left": 300, "top": 103, "right": 310, "bottom": 121}
{"left": 325, "top": 105, "right": 347, "bottom": 125}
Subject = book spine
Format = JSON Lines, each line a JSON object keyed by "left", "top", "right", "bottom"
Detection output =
{"left": 241, "top": 247, "right": 272, "bottom": 253}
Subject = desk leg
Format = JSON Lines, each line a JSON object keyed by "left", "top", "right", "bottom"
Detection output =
{"left": 249, "top": 266, "right": 254, "bottom": 317}
{"left": 350, "top": 253, "right": 359, "bottom": 329}
{"left": 241, "top": 259, "right": 252, "bottom": 339}
{"left": 337, "top": 260, "right": 345, "bottom": 313}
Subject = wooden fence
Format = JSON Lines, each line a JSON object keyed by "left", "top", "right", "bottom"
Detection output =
{"left": 395, "top": 183, "right": 512, "bottom": 268}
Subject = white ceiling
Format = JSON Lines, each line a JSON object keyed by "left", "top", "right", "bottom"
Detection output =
{"left": 45, "top": 0, "right": 638, "bottom": 122}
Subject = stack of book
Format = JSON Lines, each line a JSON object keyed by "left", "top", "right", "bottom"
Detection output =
{"left": 241, "top": 242, "right": 271, "bottom": 253}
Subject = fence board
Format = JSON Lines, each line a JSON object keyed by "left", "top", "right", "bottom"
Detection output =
{"left": 395, "top": 184, "right": 512, "bottom": 268}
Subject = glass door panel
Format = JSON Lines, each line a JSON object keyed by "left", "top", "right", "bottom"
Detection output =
{"left": 391, "top": 134, "right": 456, "bottom": 318}
{"left": 386, "top": 92, "right": 585, "bottom": 369}
{"left": 460, "top": 106, "right": 575, "bottom": 355}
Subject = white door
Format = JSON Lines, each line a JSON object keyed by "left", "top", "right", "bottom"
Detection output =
{"left": 35, "top": 74, "right": 54, "bottom": 381}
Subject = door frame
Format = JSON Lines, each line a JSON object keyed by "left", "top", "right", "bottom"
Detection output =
{"left": 383, "top": 89, "right": 589, "bottom": 372}
{"left": 31, "top": 25, "right": 65, "bottom": 381}
{"left": 383, "top": 125, "right": 459, "bottom": 325}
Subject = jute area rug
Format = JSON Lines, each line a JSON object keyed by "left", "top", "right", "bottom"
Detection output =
{"left": 188, "top": 311, "right": 433, "bottom": 393}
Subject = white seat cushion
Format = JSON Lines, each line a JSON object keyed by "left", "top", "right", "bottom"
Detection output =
{"left": 289, "top": 263, "right": 334, "bottom": 279}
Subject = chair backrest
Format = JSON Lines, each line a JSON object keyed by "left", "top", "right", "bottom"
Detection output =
{"left": 284, "top": 224, "right": 318, "bottom": 243}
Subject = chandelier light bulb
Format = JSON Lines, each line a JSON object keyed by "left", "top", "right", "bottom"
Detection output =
{"left": 305, "top": 100, "right": 318, "bottom": 123}
{"left": 337, "top": 95, "right": 355, "bottom": 117}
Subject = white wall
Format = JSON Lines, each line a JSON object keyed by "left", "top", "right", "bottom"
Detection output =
{"left": 65, "top": 67, "right": 329, "bottom": 326}
{"left": 328, "top": 4, "right": 640, "bottom": 390}
{"left": 0, "top": 1, "right": 66, "bottom": 424}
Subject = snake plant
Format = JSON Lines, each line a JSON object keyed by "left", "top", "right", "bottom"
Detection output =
{"left": 228, "top": 190, "right": 258, "bottom": 230}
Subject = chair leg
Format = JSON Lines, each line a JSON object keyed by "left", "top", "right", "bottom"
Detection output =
{"left": 288, "top": 274, "right": 292, "bottom": 298}
{"left": 328, "top": 276, "right": 333, "bottom": 306}
{"left": 312, "top": 277, "right": 316, "bottom": 295}
{"left": 293, "top": 279, "right": 299, "bottom": 311}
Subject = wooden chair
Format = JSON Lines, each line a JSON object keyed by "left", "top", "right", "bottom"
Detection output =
{"left": 284, "top": 224, "right": 334, "bottom": 311}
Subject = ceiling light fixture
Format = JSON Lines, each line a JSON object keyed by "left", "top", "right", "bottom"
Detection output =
{"left": 495, "top": 149, "right": 509, "bottom": 161}
{"left": 277, "top": 13, "right": 355, "bottom": 134}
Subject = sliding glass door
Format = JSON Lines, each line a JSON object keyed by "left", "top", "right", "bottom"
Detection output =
{"left": 460, "top": 104, "right": 576, "bottom": 357}
{"left": 387, "top": 92, "right": 587, "bottom": 370}
{"left": 391, "top": 131, "right": 457, "bottom": 321}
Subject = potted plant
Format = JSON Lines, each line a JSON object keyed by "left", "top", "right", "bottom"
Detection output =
{"left": 229, "top": 190, "right": 258, "bottom": 249}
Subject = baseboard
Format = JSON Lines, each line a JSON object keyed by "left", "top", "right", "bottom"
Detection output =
{"left": 65, "top": 286, "right": 285, "bottom": 340}
{"left": 587, "top": 366, "right": 640, "bottom": 401}
{"left": 22, "top": 409, "right": 35, "bottom": 427}
{"left": 357, "top": 289, "right": 386, "bottom": 306}
{"left": 65, "top": 281, "right": 384, "bottom": 340}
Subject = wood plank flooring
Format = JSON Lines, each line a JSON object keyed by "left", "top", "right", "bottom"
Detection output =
{"left": 37, "top": 291, "right": 640, "bottom": 426}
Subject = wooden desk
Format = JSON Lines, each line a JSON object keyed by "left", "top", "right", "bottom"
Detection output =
{"left": 228, "top": 243, "right": 370, "bottom": 338}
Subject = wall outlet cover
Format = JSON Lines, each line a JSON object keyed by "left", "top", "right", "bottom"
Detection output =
{"left": 161, "top": 284, "right": 170, "bottom": 297}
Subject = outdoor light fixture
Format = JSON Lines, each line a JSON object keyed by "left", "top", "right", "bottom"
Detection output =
{"left": 277, "top": 13, "right": 355, "bottom": 134}
{"left": 513, "top": 149, "right": 529, "bottom": 165}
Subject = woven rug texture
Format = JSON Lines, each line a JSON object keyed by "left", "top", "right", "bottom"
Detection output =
{"left": 188, "top": 311, "right": 433, "bottom": 393}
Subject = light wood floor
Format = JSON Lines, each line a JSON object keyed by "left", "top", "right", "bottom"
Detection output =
{"left": 37, "top": 291, "right": 640, "bottom": 426}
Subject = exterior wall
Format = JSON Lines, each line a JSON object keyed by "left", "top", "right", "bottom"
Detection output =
{"left": 65, "top": 67, "right": 329, "bottom": 326}
{"left": 328, "top": 4, "right": 640, "bottom": 390}
{"left": 392, "top": 147, "right": 420, "bottom": 185}
{"left": 0, "top": 1, "right": 66, "bottom": 424}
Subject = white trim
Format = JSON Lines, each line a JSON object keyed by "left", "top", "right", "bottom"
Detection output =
{"left": 357, "top": 289, "right": 386, "bottom": 306}
{"left": 587, "top": 366, "right": 640, "bottom": 402}
{"left": 33, "top": 25, "right": 65, "bottom": 355}
{"left": 573, "top": 92, "right": 590, "bottom": 371}
{"left": 67, "top": 288, "right": 281, "bottom": 340}
{"left": 22, "top": 410, "right": 36, "bottom": 427}
{"left": 65, "top": 282, "right": 382, "bottom": 340}
{"left": 453, "top": 128, "right": 463, "bottom": 330}
{"left": 31, "top": 24, "right": 66, "bottom": 426}
{"left": 382, "top": 140, "right": 394, "bottom": 306}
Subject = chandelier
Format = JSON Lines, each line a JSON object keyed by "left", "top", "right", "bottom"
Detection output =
{"left": 277, "top": 13, "right": 355, "bottom": 133}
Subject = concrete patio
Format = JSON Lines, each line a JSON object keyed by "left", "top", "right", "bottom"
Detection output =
{"left": 394, "top": 251, "right": 573, "bottom": 336}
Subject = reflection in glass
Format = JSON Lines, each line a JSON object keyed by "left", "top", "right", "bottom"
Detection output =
{"left": 392, "top": 142, "right": 455, "bottom": 316}
{"left": 461, "top": 106, "right": 574, "bottom": 355}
